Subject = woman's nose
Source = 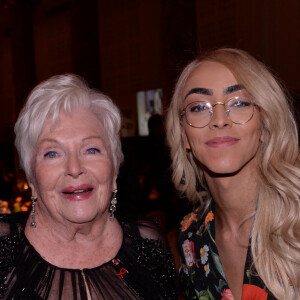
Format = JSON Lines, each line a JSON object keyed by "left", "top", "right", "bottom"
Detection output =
{"left": 209, "top": 102, "right": 232, "bottom": 129}
{"left": 65, "top": 153, "right": 86, "bottom": 178}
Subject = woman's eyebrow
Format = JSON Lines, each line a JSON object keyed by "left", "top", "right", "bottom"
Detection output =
{"left": 223, "top": 84, "right": 244, "bottom": 95}
{"left": 184, "top": 87, "right": 213, "bottom": 99}
{"left": 82, "top": 136, "right": 102, "bottom": 142}
{"left": 38, "top": 138, "right": 59, "bottom": 145}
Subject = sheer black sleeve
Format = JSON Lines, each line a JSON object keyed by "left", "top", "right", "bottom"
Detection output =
{"left": 0, "top": 214, "right": 176, "bottom": 300}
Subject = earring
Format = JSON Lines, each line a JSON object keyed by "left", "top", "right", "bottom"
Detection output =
{"left": 30, "top": 196, "right": 37, "bottom": 228}
{"left": 109, "top": 190, "right": 118, "bottom": 220}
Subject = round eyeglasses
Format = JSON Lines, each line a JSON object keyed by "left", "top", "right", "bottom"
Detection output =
{"left": 180, "top": 96, "right": 257, "bottom": 128}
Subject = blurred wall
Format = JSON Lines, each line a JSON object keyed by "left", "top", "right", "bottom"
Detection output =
{"left": 0, "top": 0, "right": 299, "bottom": 173}
{"left": 195, "top": 0, "right": 300, "bottom": 95}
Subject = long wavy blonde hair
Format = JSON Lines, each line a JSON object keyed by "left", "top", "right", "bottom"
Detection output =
{"left": 166, "top": 48, "right": 300, "bottom": 299}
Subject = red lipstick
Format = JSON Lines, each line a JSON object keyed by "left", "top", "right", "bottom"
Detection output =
{"left": 205, "top": 136, "right": 239, "bottom": 148}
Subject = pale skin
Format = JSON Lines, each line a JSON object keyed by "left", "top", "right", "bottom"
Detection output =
{"left": 182, "top": 61, "right": 263, "bottom": 300}
{"left": 25, "top": 109, "right": 123, "bottom": 269}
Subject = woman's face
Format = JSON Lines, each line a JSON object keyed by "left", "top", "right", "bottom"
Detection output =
{"left": 181, "top": 61, "right": 262, "bottom": 177}
{"left": 30, "top": 109, "right": 117, "bottom": 225}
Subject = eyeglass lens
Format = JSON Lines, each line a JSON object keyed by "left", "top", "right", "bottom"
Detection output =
{"left": 184, "top": 97, "right": 254, "bottom": 128}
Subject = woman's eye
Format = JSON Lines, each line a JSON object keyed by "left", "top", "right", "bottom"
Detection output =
{"left": 86, "top": 148, "right": 100, "bottom": 154}
{"left": 230, "top": 98, "right": 252, "bottom": 108}
{"left": 44, "top": 151, "right": 58, "bottom": 158}
{"left": 190, "top": 103, "right": 209, "bottom": 112}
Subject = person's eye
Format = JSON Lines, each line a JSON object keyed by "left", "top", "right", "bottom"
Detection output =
{"left": 190, "top": 103, "right": 209, "bottom": 112}
{"left": 230, "top": 98, "right": 252, "bottom": 108}
{"left": 86, "top": 148, "right": 100, "bottom": 155}
{"left": 44, "top": 151, "right": 58, "bottom": 158}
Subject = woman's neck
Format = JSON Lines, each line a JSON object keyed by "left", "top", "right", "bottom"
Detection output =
{"left": 24, "top": 213, "right": 123, "bottom": 269}
{"left": 204, "top": 164, "right": 259, "bottom": 229}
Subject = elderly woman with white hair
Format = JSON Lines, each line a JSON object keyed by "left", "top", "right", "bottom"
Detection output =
{"left": 166, "top": 48, "right": 300, "bottom": 299}
{"left": 0, "top": 74, "right": 176, "bottom": 299}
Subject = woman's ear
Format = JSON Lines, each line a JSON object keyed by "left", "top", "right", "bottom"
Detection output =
{"left": 112, "top": 174, "right": 118, "bottom": 191}
{"left": 259, "top": 126, "right": 265, "bottom": 143}
{"left": 181, "top": 127, "right": 191, "bottom": 150}
{"left": 29, "top": 182, "right": 38, "bottom": 199}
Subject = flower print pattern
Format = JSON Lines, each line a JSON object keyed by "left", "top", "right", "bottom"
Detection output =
{"left": 178, "top": 204, "right": 277, "bottom": 300}
{"left": 181, "top": 212, "right": 197, "bottom": 232}
{"left": 180, "top": 263, "right": 189, "bottom": 276}
{"left": 182, "top": 240, "right": 195, "bottom": 267}
{"left": 242, "top": 284, "right": 268, "bottom": 299}
{"left": 221, "top": 289, "right": 234, "bottom": 300}
{"left": 196, "top": 290, "right": 211, "bottom": 300}
{"left": 204, "top": 263, "right": 210, "bottom": 277}
{"left": 189, "top": 241, "right": 199, "bottom": 268}
{"left": 204, "top": 211, "right": 214, "bottom": 231}
{"left": 200, "top": 245, "right": 209, "bottom": 264}
{"left": 288, "top": 279, "right": 295, "bottom": 299}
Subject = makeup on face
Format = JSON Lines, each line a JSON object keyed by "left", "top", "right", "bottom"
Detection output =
{"left": 184, "top": 84, "right": 244, "bottom": 102}
{"left": 61, "top": 184, "right": 94, "bottom": 201}
{"left": 205, "top": 136, "right": 240, "bottom": 148}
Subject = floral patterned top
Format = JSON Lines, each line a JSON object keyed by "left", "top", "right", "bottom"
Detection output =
{"left": 178, "top": 204, "right": 276, "bottom": 300}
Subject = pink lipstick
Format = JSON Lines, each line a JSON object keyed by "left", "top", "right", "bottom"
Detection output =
{"left": 61, "top": 184, "right": 94, "bottom": 201}
{"left": 205, "top": 136, "right": 239, "bottom": 148}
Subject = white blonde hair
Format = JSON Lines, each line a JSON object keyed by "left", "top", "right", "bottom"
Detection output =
{"left": 166, "top": 48, "right": 300, "bottom": 299}
{"left": 15, "top": 74, "right": 124, "bottom": 181}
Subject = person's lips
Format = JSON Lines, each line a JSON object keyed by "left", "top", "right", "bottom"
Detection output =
{"left": 61, "top": 184, "right": 94, "bottom": 201}
{"left": 205, "top": 136, "right": 240, "bottom": 148}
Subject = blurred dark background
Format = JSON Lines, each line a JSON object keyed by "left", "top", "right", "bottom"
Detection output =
{"left": 0, "top": 0, "right": 299, "bottom": 226}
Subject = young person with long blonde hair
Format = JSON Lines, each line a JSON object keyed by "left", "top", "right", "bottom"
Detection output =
{"left": 166, "top": 48, "right": 300, "bottom": 299}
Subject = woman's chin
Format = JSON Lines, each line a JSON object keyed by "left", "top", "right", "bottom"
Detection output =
{"left": 201, "top": 161, "right": 242, "bottom": 177}
{"left": 60, "top": 210, "right": 103, "bottom": 225}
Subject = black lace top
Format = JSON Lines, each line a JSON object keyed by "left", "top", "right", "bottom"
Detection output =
{"left": 0, "top": 213, "right": 176, "bottom": 300}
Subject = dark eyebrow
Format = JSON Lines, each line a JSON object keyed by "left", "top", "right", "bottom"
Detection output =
{"left": 184, "top": 87, "right": 213, "bottom": 99}
{"left": 223, "top": 84, "right": 244, "bottom": 95}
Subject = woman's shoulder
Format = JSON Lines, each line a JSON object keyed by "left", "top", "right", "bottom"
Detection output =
{"left": 122, "top": 217, "right": 173, "bottom": 263}
{"left": 120, "top": 218, "right": 176, "bottom": 298}
{"left": 136, "top": 217, "right": 167, "bottom": 242}
{"left": 0, "top": 212, "right": 26, "bottom": 263}
{"left": 0, "top": 212, "right": 28, "bottom": 223}
{"left": 0, "top": 213, "right": 27, "bottom": 298}
{"left": 121, "top": 217, "right": 169, "bottom": 249}
{"left": 0, "top": 212, "right": 28, "bottom": 237}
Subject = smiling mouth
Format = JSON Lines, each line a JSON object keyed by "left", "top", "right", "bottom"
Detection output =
{"left": 205, "top": 136, "right": 240, "bottom": 148}
{"left": 63, "top": 188, "right": 93, "bottom": 195}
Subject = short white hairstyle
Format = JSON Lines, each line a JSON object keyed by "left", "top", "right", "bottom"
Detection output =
{"left": 15, "top": 74, "right": 124, "bottom": 180}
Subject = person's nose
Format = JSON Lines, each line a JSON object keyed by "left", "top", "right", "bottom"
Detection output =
{"left": 209, "top": 102, "right": 232, "bottom": 129}
{"left": 65, "top": 152, "right": 86, "bottom": 178}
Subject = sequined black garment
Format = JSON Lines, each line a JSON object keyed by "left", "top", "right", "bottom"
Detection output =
{"left": 0, "top": 213, "right": 176, "bottom": 300}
